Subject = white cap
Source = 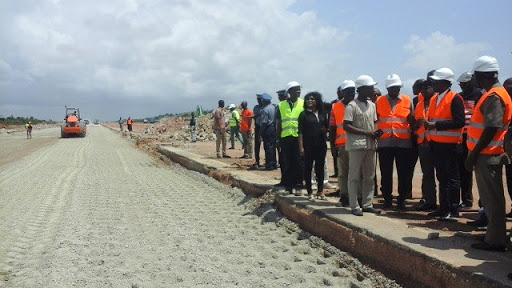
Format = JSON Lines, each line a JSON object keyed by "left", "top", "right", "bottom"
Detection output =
{"left": 472, "top": 55, "right": 499, "bottom": 73}
{"left": 228, "top": 104, "right": 236, "bottom": 109}
{"left": 285, "top": 81, "right": 301, "bottom": 92}
{"left": 430, "top": 68, "right": 454, "bottom": 82}
{"left": 385, "top": 74, "right": 403, "bottom": 88}
{"left": 340, "top": 80, "right": 355, "bottom": 90}
{"left": 355, "top": 75, "right": 377, "bottom": 88}
{"left": 457, "top": 72, "right": 473, "bottom": 83}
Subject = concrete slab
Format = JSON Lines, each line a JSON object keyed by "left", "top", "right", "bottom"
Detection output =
{"left": 158, "top": 144, "right": 512, "bottom": 288}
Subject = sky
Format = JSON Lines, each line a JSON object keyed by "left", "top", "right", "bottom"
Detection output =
{"left": 1, "top": 0, "right": 511, "bottom": 121}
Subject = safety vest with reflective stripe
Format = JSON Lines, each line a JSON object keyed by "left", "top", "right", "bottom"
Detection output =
{"left": 279, "top": 98, "right": 304, "bottom": 138}
{"left": 467, "top": 87, "right": 512, "bottom": 154}
{"left": 228, "top": 110, "right": 240, "bottom": 127}
{"left": 331, "top": 101, "right": 346, "bottom": 145}
{"left": 376, "top": 94, "right": 411, "bottom": 140}
{"left": 427, "top": 90, "right": 463, "bottom": 143}
{"left": 414, "top": 97, "right": 428, "bottom": 144}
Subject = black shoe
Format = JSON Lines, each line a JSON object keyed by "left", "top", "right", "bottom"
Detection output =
{"left": 415, "top": 203, "right": 437, "bottom": 211}
{"left": 428, "top": 209, "right": 446, "bottom": 217}
{"left": 506, "top": 211, "right": 512, "bottom": 218}
{"left": 467, "top": 215, "right": 488, "bottom": 227}
{"left": 362, "top": 207, "right": 382, "bottom": 215}
{"left": 396, "top": 202, "right": 406, "bottom": 210}
{"left": 438, "top": 213, "right": 459, "bottom": 222}
{"left": 339, "top": 195, "right": 349, "bottom": 207}
{"left": 471, "top": 242, "right": 506, "bottom": 252}
{"left": 249, "top": 163, "right": 259, "bottom": 170}
{"left": 228, "top": 147, "right": 235, "bottom": 150}
{"left": 222, "top": 154, "right": 231, "bottom": 158}
{"left": 273, "top": 182, "right": 284, "bottom": 187}
{"left": 265, "top": 166, "right": 276, "bottom": 171}
{"left": 382, "top": 201, "right": 393, "bottom": 209}
{"left": 239, "top": 155, "right": 249, "bottom": 159}
{"left": 329, "top": 174, "right": 337, "bottom": 178}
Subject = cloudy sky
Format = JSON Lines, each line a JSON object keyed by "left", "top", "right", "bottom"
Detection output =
{"left": 1, "top": 0, "right": 511, "bottom": 121}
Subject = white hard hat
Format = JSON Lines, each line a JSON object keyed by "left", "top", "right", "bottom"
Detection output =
{"left": 355, "top": 75, "right": 377, "bottom": 88}
{"left": 385, "top": 74, "right": 403, "bottom": 88}
{"left": 472, "top": 55, "right": 499, "bottom": 73}
{"left": 228, "top": 104, "right": 236, "bottom": 109}
{"left": 340, "top": 80, "right": 355, "bottom": 90}
{"left": 457, "top": 71, "right": 473, "bottom": 83}
{"left": 430, "top": 68, "right": 454, "bottom": 82}
{"left": 285, "top": 81, "right": 301, "bottom": 92}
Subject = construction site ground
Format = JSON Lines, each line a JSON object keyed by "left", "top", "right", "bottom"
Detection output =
{"left": 104, "top": 121, "right": 512, "bottom": 287}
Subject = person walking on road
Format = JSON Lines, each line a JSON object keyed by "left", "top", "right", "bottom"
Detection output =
{"left": 213, "top": 100, "right": 230, "bottom": 158}
{"left": 330, "top": 80, "right": 356, "bottom": 207}
{"left": 466, "top": 56, "right": 512, "bottom": 252}
{"left": 240, "top": 101, "right": 253, "bottom": 159}
{"left": 127, "top": 117, "right": 133, "bottom": 132}
{"left": 376, "top": 74, "right": 414, "bottom": 210}
{"left": 258, "top": 93, "right": 277, "bottom": 170}
{"left": 25, "top": 121, "right": 32, "bottom": 139}
{"left": 276, "top": 81, "right": 304, "bottom": 195}
{"left": 424, "top": 68, "right": 465, "bottom": 221}
{"left": 189, "top": 112, "right": 197, "bottom": 142}
{"left": 118, "top": 117, "right": 123, "bottom": 131}
{"left": 344, "top": 75, "right": 383, "bottom": 216}
{"left": 299, "top": 91, "right": 329, "bottom": 202}
{"left": 228, "top": 104, "right": 243, "bottom": 150}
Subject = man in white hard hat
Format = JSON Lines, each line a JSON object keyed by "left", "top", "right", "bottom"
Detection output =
{"left": 228, "top": 103, "right": 243, "bottom": 150}
{"left": 343, "top": 75, "right": 383, "bottom": 216}
{"left": 424, "top": 68, "right": 465, "bottom": 221}
{"left": 456, "top": 72, "right": 483, "bottom": 210}
{"left": 276, "top": 81, "right": 304, "bottom": 195}
{"left": 376, "top": 74, "right": 414, "bottom": 210}
{"left": 465, "top": 56, "right": 512, "bottom": 252}
{"left": 331, "top": 80, "right": 356, "bottom": 207}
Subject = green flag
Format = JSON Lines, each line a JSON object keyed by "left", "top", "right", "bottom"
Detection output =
{"left": 196, "top": 105, "right": 203, "bottom": 116}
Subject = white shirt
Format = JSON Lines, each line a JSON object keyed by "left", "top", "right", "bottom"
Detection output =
{"left": 436, "top": 89, "right": 450, "bottom": 106}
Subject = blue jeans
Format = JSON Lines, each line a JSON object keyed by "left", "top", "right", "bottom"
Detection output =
{"left": 262, "top": 125, "right": 276, "bottom": 169}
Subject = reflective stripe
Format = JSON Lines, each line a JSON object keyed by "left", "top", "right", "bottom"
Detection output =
{"left": 381, "top": 128, "right": 411, "bottom": 133}
{"left": 281, "top": 118, "right": 299, "bottom": 123}
{"left": 282, "top": 126, "right": 297, "bottom": 131}
{"left": 469, "top": 122, "right": 509, "bottom": 130}
{"left": 378, "top": 117, "right": 408, "bottom": 123}
{"left": 467, "top": 136, "right": 504, "bottom": 147}
{"left": 336, "top": 123, "right": 344, "bottom": 128}
{"left": 430, "top": 118, "right": 449, "bottom": 122}
{"left": 430, "top": 130, "right": 463, "bottom": 137}
{"left": 336, "top": 133, "right": 345, "bottom": 139}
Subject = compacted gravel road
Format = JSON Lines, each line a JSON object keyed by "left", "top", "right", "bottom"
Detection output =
{"left": 0, "top": 125, "right": 400, "bottom": 287}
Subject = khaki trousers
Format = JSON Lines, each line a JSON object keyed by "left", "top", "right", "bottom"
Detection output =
{"left": 215, "top": 129, "right": 227, "bottom": 156}
{"left": 348, "top": 149, "right": 376, "bottom": 210}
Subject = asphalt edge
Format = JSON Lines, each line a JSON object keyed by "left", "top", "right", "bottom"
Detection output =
{"left": 155, "top": 143, "right": 508, "bottom": 288}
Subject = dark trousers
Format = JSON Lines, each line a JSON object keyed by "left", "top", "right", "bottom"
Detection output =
{"left": 262, "top": 125, "right": 276, "bottom": 169}
{"left": 281, "top": 136, "right": 303, "bottom": 191}
{"left": 432, "top": 143, "right": 461, "bottom": 214}
{"left": 458, "top": 135, "right": 473, "bottom": 206}
{"left": 128, "top": 124, "right": 132, "bottom": 132}
{"left": 418, "top": 143, "right": 436, "bottom": 204}
{"left": 407, "top": 145, "right": 418, "bottom": 197}
{"left": 378, "top": 147, "right": 412, "bottom": 205}
{"left": 254, "top": 125, "right": 261, "bottom": 164}
{"left": 304, "top": 145, "right": 327, "bottom": 194}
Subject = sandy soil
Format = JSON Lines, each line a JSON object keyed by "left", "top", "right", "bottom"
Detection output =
{"left": 0, "top": 125, "right": 400, "bottom": 287}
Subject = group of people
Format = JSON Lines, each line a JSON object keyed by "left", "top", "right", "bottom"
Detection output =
{"left": 118, "top": 117, "right": 133, "bottom": 132}
{"left": 212, "top": 55, "right": 512, "bottom": 253}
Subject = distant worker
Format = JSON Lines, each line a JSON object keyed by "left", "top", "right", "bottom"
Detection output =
{"left": 25, "top": 121, "right": 32, "bottom": 139}
{"left": 118, "top": 117, "right": 123, "bottom": 131}
{"left": 240, "top": 101, "right": 253, "bottom": 159}
{"left": 213, "top": 100, "right": 229, "bottom": 158}
{"left": 258, "top": 93, "right": 277, "bottom": 170}
{"left": 189, "top": 112, "right": 197, "bottom": 142}
{"left": 251, "top": 94, "right": 263, "bottom": 169}
{"left": 127, "top": 117, "right": 133, "bottom": 132}
{"left": 228, "top": 104, "right": 243, "bottom": 150}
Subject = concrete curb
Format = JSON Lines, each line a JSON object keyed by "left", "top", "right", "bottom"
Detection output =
{"left": 156, "top": 143, "right": 509, "bottom": 288}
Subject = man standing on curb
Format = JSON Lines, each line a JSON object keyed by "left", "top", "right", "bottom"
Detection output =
{"left": 213, "top": 100, "right": 230, "bottom": 159}
{"left": 466, "top": 56, "right": 511, "bottom": 252}
{"left": 240, "top": 101, "right": 253, "bottom": 159}
{"left": 344, "top": 75, "right": 382, "bottom": 216}
{"left": 258, "top": 93, "right": 277, "bottom": 170}
{"left": 424, "top": 68, "right": 465, "bottom": 221}
{"left": 376, "top": 74, "right": 414, "bottom": 210}
{"left": 330, "top": 80, "right": 355, "bottom": 207}
{"left": 251, "top": 94, "right": 264, "bottom": 169}
{"left": 276, "top": 81, "right": 304, "bottom": 195}
{"left": 228, "top": 104, "right": 243, "bottom": 150}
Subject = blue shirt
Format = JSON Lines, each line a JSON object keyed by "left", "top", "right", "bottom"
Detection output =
{"left": 259, "top": 103, "right": 275, "bottom": 127}
{"left": 253, "top": 104, "right": 262, "bottom": 126}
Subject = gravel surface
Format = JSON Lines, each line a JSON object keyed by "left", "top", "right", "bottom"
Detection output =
{"left": 0, "top": 125, "right": 401, "bottom": 287}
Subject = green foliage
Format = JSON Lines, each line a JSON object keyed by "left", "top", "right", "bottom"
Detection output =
{"left": 0, "top": 115, "right": 55, "bottom": 125}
